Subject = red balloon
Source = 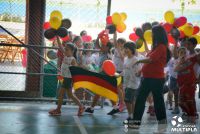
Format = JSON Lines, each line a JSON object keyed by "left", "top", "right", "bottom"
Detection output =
{"left": 43, "top": 22, "right": 50, "bottom": 30}
{"left": 106, "top": 16, "right": 113, "bottom": 24}
{"left": 168, "top": 34, "right": 175, "bottom": 45}
{"left": 180, "top": 30, "right": 185, "bottom": 38}
{"left": 102, "top": 60, "right": 116, "bottom": 76}
{"left": 162, "top": 23, "right": 173, "bottom": 33}
{"left": 193, "top": 26, "right": 200, "bottom": 35}
{"left": 61, "top": 36, "right": 70, "bottom": 41}
{"left": 173, "top": 16, "right": 187, "bottom": 28}
{"left": 129, "top": 33, "right": 139, "bottom": 41}
{"left": 82, "top": 35, "right": 92, "bottom": 42}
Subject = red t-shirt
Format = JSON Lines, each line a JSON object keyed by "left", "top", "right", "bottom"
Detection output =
{"left": 177, "top": 56, "right": 197, "bottom": 86}
{"left": 142, "top": 44, "right": 167, "bottom": 79}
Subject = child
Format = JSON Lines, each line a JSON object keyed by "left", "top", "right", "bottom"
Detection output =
{"left": 122, "top": 41, "right": 141, "bottom": 124}
{"left": 167, "top": 56, "right": 180, "bottom": 114}
{"left": 49, "top": 37, "right": 85, "bottom": 116}
{"left": 165, "top": 42, "right": 180, "bottom": 114}
{"left": 174, "top": 47, "right": 199, "bottom": 123}
{"left": 85, "top": 31, "right": 116, "bottom": 114}
{"left": 82, "top": 42, "right": 96, "bottom": 71}
{"left": 112, "top": 32, "right": 126, "bottom": 112}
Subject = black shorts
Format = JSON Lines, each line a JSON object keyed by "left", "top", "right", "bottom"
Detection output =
{"left": 61, "top": 78, "right": 73, "bottom": 89}
{"left": 169, "top": 76, "right": 178, "bottom": 91}
{"left": 124, "top": 88, "right": 138, "bottom": 103}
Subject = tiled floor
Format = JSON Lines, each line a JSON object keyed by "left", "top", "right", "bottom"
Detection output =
{"left": 0, "top": 100, "right": 199, "bottom": 134}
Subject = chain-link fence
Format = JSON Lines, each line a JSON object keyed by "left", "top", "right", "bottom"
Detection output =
{"left": 0, "top": 0, "right": 108, "bottom": 104}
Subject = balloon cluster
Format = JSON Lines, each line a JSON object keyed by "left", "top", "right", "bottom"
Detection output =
{"left": 163, "top": 10, "right": 200, "bottom": 44}
{"left": 129, "top": 22, "right": 156, "bottom": 52}
{"left": 106, "top": 12, "right": 127, "bottom": 33}
{"left": 43, "top": 10, "right": 72, "bottom": 42}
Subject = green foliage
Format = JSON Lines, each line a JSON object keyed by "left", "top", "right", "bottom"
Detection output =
{"left": 172, "top": 0, "right": 197, "bottom": 14}
{"left": 0, "top": 12, "right": 23, "bottom": 23}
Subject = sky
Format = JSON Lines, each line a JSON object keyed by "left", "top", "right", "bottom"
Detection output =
{"left": 111, "top": 0, "right": 200, "bottom": 11}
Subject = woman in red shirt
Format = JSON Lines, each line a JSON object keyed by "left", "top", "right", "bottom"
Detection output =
{"left": 130, "top": 25, "right": 170, "bottom": 130}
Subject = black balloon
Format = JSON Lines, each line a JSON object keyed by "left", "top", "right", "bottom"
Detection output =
{"left": 152, "top": 21, "right": 159, "bottom": 27}
{"left": 61, "top": 19, "right": 72, "bottom": 29}
{"left": 171, "top": 27, "right": 180, "bottom": 39}
{"left": 106, "top": 24, "right": 116, "bottom": 34}
{"left": 135, "top": 28, "right": 143, "bottom": 38}
{"left": 44, "top": 28, "right": 56, "bottom": 39}
{"left": 142, "top": 22, "right": 152, "bottom": 32}
{"left": 57, "top": 27, "right": 68, "bottom": 38}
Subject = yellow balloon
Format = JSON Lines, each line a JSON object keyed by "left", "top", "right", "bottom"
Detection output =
{"left": 192, "top": 35, "right": 200, "bottom": 44}
{"left": 116, "top": 22, "right": 126, "bottom": 33}
{"left": 112, "top": 12, "right": 122, "bottom": 25}
{"left": 146, "top": 40, "right": 152, "bottom": 45}
{"left": 50, "top": 16, "right": 61, "bottom": 30}
{"left": 50, "top": 10, "right": 63, "bottom": 20}
{"left": 144, "top": 30, "right": 152, "bottom": 42}
{"left": 117, "top": 76, "right": 122, "bottom": 86}
{"left": 164, "top": 11, "right": 175, "bottom": 24}
{"left": 120, "top": 12, "right": 127, "bottom": 21}
{"left": 137, "top": 43, "right": 145, "bottom": 53}
{"left": 178, "top": 23, "right": 188, "bottom": 31}
{"left": 183, "top": 25, "right": 193, "bottom": 36}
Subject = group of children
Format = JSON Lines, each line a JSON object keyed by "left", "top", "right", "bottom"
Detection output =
{"left": 48, "top": 27, "right": 200, "bottom": 125}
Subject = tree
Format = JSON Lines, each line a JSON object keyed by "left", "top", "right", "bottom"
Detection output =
{"left": 172, "top": 0, "right": 197, "bottom": 14}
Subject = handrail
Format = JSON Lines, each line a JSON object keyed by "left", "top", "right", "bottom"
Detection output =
{"left": 0, "top": 25, "right": 60, "bottom": 71}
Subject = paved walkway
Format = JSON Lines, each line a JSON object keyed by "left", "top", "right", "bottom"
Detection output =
{"left": 0, "top": 98, "right": 199, "bottom": 134}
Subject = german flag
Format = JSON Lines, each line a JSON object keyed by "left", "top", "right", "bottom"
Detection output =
{"left": 69, "top": 66, "right": 118, "bottom": 102}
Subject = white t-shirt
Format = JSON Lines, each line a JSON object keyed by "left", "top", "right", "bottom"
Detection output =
{"left": 82, "top": 54, "right": 96, "bottom": 71}
{"left": 113, "top": 48, "right": 124, "bottom": 72}
{"left": 61, "top": 56, "right": 75, "bottom": 78}
{"left": 91, "top": 53, "right": 99, "bottom": 66}
{"left": 82, "top": 54, "right": 95, "bottom": 66}
{"left": 166, "top": 57, "right": 178, "bottom": 78}
{"left": 123, "top": 56, "right": 141, "bottom": 89}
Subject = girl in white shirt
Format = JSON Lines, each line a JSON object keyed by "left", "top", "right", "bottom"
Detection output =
{"left": 49, "top": 38, "right": 85, "bottom": 116}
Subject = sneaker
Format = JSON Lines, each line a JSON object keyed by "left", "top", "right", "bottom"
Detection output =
{"left": 49, "top": 109, "right": 61, "bottom": 116}
{"left": 77, "top": 106, "right": 85, "bottom": 116}
{"left": 123, "top": 117, "right": 132, "bottom": 124}
{"left": 171, "top": 107, "right": 180, "bottom": 114}
{"left": 119, "top": 103, "right": 125, "bottom": 112}
{"left": 181, "top": 113, "right": 188, "bottom": 121}
{"left": 107, "top": 108, "right": 120, "bottom": 115}
{"left": 85, "top": 107, "right": 94, "bottom": 114}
